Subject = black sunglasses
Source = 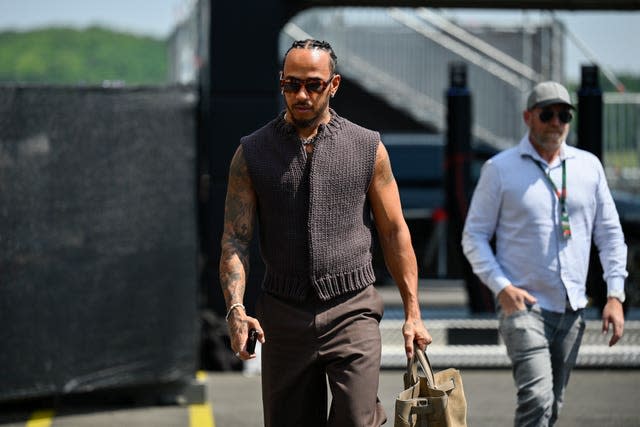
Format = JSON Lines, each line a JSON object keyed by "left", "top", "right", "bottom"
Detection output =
{"left": 280, "top": 76, "right": 333, "bottom": 94}
{"left": 539, "top": 110, "right": 573, "bottom": 124}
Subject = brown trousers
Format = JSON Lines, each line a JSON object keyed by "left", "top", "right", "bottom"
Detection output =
{"left": 256, "top": 285, "right": 387, "bottom": 427}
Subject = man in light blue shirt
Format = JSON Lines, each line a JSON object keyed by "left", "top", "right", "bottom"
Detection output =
{"left": 462, "top": 81, "right": 627, "bottom": 427}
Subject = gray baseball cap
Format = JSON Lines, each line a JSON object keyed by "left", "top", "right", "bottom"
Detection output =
{"left": 526, "top": 81, "right": 575, "bottom": 110}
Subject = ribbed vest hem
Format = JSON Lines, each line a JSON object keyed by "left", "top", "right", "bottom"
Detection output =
{"left": 312, "top": 262, "right": 376, "bottom": 301}
{"left": 261, "top": 263, "right": 376, "bottom": 302}
{"left": 262, "top": 269, "right": 311, "bottom": 302}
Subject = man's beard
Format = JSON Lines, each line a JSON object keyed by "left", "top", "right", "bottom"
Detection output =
{"left": 290, "top": 114, "right": 318, "bottom": 129}
{"left": 534, "top": 130, "right": 565, "bottom": 150}
{"left": 286, "top": 96, "right": 329, "bottom": 130}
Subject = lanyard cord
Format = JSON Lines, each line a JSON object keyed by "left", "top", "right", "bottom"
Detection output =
{"left": 533, "top": 159, "right": 572, "bottom": 238}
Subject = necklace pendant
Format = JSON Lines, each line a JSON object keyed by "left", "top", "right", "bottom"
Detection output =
{"left": 300, "top": 136, "right": 315, "bottom": 146}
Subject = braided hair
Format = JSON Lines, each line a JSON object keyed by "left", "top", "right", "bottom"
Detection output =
{"left": 283, "top": 39, "right": 338, "bottom": 74}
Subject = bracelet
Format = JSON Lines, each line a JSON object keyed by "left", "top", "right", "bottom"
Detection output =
{"left": 225, "top": 303, "right": 245, "bottom": 321}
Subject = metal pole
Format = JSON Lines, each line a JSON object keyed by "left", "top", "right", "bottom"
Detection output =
{"left": 577, "top": 64, "right": 603, "bottom": 160}
{"left": 445, "top": 62, "right": 494, "bottom": 313}
{"left": 577, "top": 64, "right": 611, "bottom": 313}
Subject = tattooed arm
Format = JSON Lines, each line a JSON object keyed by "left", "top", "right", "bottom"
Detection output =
{"left": 219, "top": 145, "right": 263, "bottom": 359}
{"left": 367, "top": 141, "right": 431, "bottom": 359}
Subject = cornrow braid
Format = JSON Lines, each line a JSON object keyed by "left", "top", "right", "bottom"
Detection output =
{"left": 283, "top": 39, "right": 338, "bottom": 74}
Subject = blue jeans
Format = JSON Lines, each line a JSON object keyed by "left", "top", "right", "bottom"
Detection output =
{"left": 499, "top": 304, "right": 585, "bottom": 427}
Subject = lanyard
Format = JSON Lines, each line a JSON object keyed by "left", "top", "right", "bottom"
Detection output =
{"left": 533, "top": 159, "right": 572, "bottom": 239}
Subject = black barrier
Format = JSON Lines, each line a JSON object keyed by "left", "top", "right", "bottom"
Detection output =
{"left": 445, "top": 63, "right": 495, "bottom": 313}
{"left": 197, "top": 2, "right": 286, "bottom": 325}
{"left": 577, "top": 65, "right": 603, "bottom": 159}
{"left": 0, "top": 85, "right": 199, "bottom": 402}
{"left": 575, "top": 66, "right": 624, "bottom": 312}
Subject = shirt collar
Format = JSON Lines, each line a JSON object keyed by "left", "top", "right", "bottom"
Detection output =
{"left": 518, "top": 133, "right": 574, "bottom": 166}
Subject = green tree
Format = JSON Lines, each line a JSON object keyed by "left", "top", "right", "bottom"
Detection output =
{"left": 0, "top": 27, "right": 167, "bottom": 85}
{"left": 569, "top": 71, "right": 640, "bottom": 93}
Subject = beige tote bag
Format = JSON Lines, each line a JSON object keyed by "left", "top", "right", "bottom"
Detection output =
{"left": 394, "top": 348, "right": 467, "bottom": 427}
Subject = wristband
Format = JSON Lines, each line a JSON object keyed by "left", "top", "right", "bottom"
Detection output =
{"left": 225, "top": 303, "right": 245, "bottom": 321}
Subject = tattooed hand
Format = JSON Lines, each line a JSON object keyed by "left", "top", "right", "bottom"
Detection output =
{"left": 219, "top": 145, "right": 262, "bottom": 360}
{"left": 227, "top": 309, "right": 265, "bottom": 360}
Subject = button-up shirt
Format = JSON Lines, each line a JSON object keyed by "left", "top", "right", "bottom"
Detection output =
{"left": 462, "top": 134, "right": 628, "bottom": 313}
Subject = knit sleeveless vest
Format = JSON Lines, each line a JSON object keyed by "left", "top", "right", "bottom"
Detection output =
{"left": 241, "top": 110, "right": 379, "bottom": 301}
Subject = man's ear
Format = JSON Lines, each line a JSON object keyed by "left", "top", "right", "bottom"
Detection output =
{"left": 330, "top": 74, "right": 341, "bottom": 97}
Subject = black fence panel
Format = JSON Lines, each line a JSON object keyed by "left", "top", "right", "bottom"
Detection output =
{"left": 0, "top": 85, "right": 199, "bottom": 402}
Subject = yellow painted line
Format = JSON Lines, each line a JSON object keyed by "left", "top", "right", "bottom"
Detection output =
{"left": 196, "top": 370, "right": 207, "bottom": 381}
{"left": 190, "top": 371, "right": 215, "bottom": 427}
{"left": 26, "top": 409, "right": 55, "bottom": 427}
{"left": 189, "top": 403, "right": 215, "bottom": 427}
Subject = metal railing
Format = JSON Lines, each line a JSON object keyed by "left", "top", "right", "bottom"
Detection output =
{"left": 280, "top": 7, "right": 639, "bottom": 193}
{"left": 281, "top": 7, "right": 563, "bottom": 149}
{"left": 603, "top": 92, "right": 640, "bottom": 193}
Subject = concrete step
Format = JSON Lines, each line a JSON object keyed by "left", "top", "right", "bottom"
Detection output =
{"left": 376, "top": 279, "right": 467, "bottom": 307}
{"left": 380, "top": 318, "right": 640, "bottom": 368}
{"left": 377, "top": 280, "right": 640, "bottom": 368}
{"left": 245, "top": 282, "right": 640, "bottom": 373}
{"left": 381, "top": 344, "right": 640, "bottom": 369}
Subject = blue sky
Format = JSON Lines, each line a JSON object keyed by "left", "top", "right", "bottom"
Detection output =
{"left": 447, "top": 9, "right": 640, "bottom": 82}
{"left": 0, "top": 0, "right": 182, "bottom": 37}
{"left": 1, "top": 0, "right": 638, "bottom": 82}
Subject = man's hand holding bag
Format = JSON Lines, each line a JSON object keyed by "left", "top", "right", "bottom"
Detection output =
{"left": 394, "top": 348, "right": 467, "bottom": 427}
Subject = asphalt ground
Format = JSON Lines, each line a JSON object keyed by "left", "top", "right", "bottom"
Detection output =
{"left": 1, "top": 368, "right": 639, "bottom": 427}
{"left": 3, "top": 281, "right": 638, "bottom": 426}
{"left": 207, "top": 369, "right": 640, "bottom": 427}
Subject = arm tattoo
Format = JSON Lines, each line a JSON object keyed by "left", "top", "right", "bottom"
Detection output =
{"left": 219, "top": 146, "right": 256, "bottom": 308}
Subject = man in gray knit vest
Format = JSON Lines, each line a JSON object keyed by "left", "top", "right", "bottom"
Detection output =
{"left": 219, "top": 39, "right": 432, "bottom": 427}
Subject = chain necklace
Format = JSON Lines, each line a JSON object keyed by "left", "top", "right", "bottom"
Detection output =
{"left": 300, "top": 135, "right": 316, "bottom": 146}
{"left": 284, "top": 113, "right": 318, "bottom": 146}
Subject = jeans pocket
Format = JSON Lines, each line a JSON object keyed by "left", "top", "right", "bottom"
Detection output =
{"left": 499, "top": 308, "right": 532, "bottom": 339}
{"left": 500, "top": 307, "right": 528, "bottom": 322}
